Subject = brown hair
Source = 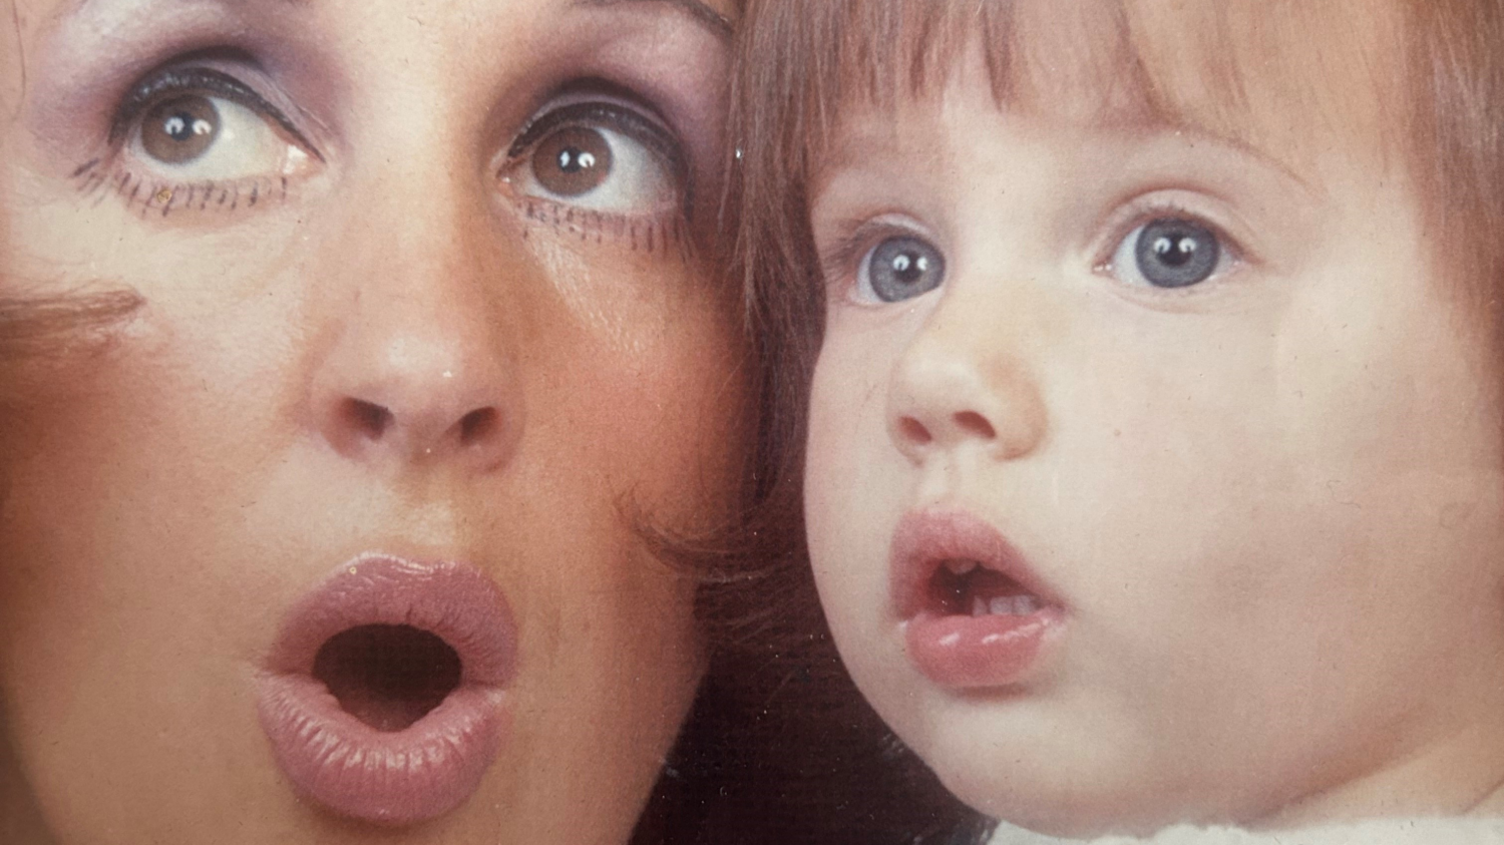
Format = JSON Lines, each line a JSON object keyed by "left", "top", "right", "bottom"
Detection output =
{"left": 725, "top": 0, "right": 1504, "bottom": 840}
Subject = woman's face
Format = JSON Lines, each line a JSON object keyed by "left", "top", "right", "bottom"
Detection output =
{"left": 0, "top": 0, "right": 741, "bottom": 841}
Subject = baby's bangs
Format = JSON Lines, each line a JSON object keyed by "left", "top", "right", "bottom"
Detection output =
{"left": 744, "top": 0, "right": 1408, "bottom": 179}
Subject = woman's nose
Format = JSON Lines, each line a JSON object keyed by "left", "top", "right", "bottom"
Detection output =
{"left": 886, "top": 294, "right": 1047, "bottom": 465}
{"left": 313, "top": 318, "right": 519, "bottom": 472}
{"left": 309, "top": 176, "right": 523, "bottom": 474}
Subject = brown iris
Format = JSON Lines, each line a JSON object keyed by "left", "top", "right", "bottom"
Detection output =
{"left": 141, "top": 95, "right": 221, "bottom": 164}
{"left": 531, "top": 126, "right": 613, "bottom": 197}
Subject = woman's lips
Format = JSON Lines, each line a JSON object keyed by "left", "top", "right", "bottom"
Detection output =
{"left": 256, "top": 554, "right": 517, "bottom": 826}
{"left": 891, "top": 510, "right": 1065, "bottom": 689}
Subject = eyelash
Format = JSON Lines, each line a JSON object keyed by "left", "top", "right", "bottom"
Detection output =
{"left": 1093, "top": 200, "right": 1247, "bottom": 289}
{"left": 72, "top": 64, "right": 316, "bottom": 218}
{"left": 71, "top": 64, "right": 695, "bottom": 251}
{"left": 817, "top": 200, "right": 1247, "bottom": 305}
{"left": 497, "top": 96, "right": 693, "bottom": 256}
{"left": 820, "top": 218, "right": 930, "bottom": 295}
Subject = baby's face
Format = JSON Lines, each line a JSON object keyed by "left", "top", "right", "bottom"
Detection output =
{"left": 803, "top": 23, "right": 1504, "bottom": 837}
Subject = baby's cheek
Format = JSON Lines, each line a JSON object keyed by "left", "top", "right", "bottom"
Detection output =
{"left": 806, "top": 343, "right": 902, "bottom": 634}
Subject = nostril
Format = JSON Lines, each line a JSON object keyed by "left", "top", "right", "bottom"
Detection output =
{"left": 899, "top": 416, "right": 933, "bottom": 445}
{"left": 343, "top": 398, "right": 394, "bottom": 440}
{"left": 457, "top": 408, "right": 498, "bottom": 445}
{"left": 954, "top": 411, "right": 996, "bottom": 439}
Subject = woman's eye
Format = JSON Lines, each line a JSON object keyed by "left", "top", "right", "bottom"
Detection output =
{"left": 1110, "top": 217, "right": 1229, "bottom": 289}
{"left": 502, "top": 101, "right": 684, "bottom": 214}
{"left": 119, "top": 68, "right": 313, "bottom": 183}
{"left": 856, "top": 235, "right": 946, "bottom": 303}
{"left": 133, "top": 94, "right": 307, "bottom": 180}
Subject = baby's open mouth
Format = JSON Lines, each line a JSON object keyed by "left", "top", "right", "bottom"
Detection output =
{"left": 891, "top": 510, "right": 1064, "bottom": 689}
{"left": 313, "top": 624, "right": 463, "bottom": 732}
{"left": 927, "top": 558, "right": 1043, "bottom": 618}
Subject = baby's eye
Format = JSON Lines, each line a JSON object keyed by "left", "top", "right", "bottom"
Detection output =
{"left": 501, "top": 100, "right": 685, "bottom": 214}
{"left": 857, "top": 236, "right": 946, "bottom": 303}
{"left": 1109, "top": 217, "right": 1230, "bottom": 289}
{"left": 121, "top": 68, "right": 313, "bottom": 182}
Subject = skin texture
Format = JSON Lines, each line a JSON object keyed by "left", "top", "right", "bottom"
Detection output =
{"left": 0, "top": 0, "right": 742, "bottom": 842}
{"left": 803, "top": 9, "right": 1504, "bottom": 839}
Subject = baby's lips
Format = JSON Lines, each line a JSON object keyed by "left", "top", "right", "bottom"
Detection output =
{"left": 888, "top": 507, "right": 1060, "bottom": 620}
{"left": 889, "top": 509, "right": 1066, "bottom": 689}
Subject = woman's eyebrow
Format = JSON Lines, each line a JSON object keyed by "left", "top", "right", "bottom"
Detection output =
{"left": 574, "top": 0, "right": 731, "bottom": 40}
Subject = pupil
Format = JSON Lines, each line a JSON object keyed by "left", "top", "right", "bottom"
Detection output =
{"left": 557, "top": 148, "right": 596, "bottom": 174}
{"left": 1152, "top": 234, "right": 1198, "bottom": 267}
{"left": 868, "top": 236, "right": 945, "bottom": 303}
{"left": 1134, "top": 218, "right": 1219, "bottom": 288}
{"left": 891, "top": 253, "right": 918, "bottom": 281}
{"left": 164, "top": 115, "right": 188, "bottom": 140}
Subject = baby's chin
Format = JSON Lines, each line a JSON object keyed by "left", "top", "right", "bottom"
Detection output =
{"left": 909, "top": 704, "right": 1265, "bottom": 839}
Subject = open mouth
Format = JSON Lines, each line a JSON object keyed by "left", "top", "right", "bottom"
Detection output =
{"left": 312, "top": 624, "right": 463, "bottom": 732}
{"left": 892, "top": 511, "right": 1064, "bottom": 690}
{"left": 256, "top": 555, "right": 516, "bottom": 826}
{"left": 926, "top": 558, "right": 1044, "bottom": 619}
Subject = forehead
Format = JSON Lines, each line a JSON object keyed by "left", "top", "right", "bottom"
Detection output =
{"left": 6, "top": 0, "right": 733, "bottom": 50}
{"left": 811, "top": 0, "right": 1407, "bottom": 183}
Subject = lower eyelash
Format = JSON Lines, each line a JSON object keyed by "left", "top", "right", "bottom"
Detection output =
{"left": 72, "top": 158, "right": 288, "bottom": 218}
{"left": 512, "top": 195, "right": 692, "bottom": 261}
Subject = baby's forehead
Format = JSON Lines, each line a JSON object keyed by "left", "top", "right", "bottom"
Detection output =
{"left": 807, "top": 0, "right": 1408, "bottom": 189}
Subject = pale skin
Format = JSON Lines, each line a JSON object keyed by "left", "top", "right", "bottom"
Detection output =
{"left": 0, "top": 0, "right": 742, "bottom": 842}
{"left": 803, "top": 8, "right": 1504, "bottom": 838}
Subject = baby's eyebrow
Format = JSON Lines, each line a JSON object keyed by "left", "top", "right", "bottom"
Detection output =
{"left": 1106, "top": 114, "right": 1318, "bottom": 193}
{"left": 575, "top": 0, "right": 732, "bottom": 41}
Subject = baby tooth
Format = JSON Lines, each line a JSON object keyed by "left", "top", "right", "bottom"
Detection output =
{"left": 945, "top": 559, "right": 980, "bottom": 575}
{"left": 989, "top": 596, "right": 1012, "bottom": 615}
{"left": 1015, "top": 595, "right": 1040, "bottom": 614}
{"left": 972, "top": 596, "right": 989, "bottom": 617}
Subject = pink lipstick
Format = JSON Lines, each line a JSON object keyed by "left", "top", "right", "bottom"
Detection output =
{"left": 892, "top": 510, "right": 1064, "bottom": 689}
{"left": 256, "top": 554, "right": 516, "bottom": 825}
